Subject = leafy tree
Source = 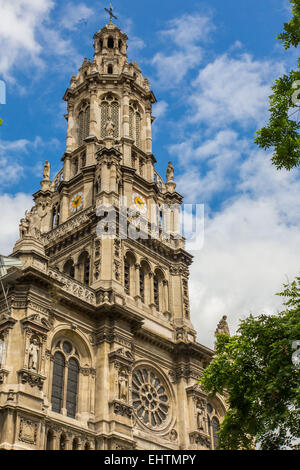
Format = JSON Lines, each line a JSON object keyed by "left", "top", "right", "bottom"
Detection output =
{"left": 200, "top": 276, "right": 300, "bottom": 450}
{"left": 254, "top": 0, "right": 300, "bottom": 170}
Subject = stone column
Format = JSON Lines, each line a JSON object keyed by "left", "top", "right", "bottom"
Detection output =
{"left": 134, "top": 263, "right": 140, "bottom": 300}
{"left": 66, "top": 101, "right": 76, "bottom": 153}
{"left": 163, "top": 279, "right": 169, "bottom": 313}
{"left": 145, "top": 106, "right": 152, "bottom": 154}
{"left": 89, "top": 87, "right": 98, "bottom": 137}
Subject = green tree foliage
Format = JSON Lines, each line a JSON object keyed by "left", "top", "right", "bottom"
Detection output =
{"left": 254, "top": 0, "right": 300, "bottom": 170}
{"left": 200, "top": 276, "right": 300, "bottom": 450}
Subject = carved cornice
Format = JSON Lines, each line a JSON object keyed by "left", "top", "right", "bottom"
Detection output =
{"left": 111, "top": 400, "right": 133, "bottom": 419}
{"left": 48, "top": 268, "right": 96, "bottom": 306}
{"left": 189, "top": 431, "right": 211, "bottom": 449}
{"left": 18, "top": 369, "right": 46, "bottom": 390}
{"left": 0, "top": 315, "right": 17, "bottom": 336}
{"left": 43, "top": 209, "right": 93, "bottom": 246}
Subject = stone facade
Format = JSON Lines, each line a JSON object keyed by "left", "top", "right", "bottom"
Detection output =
{"left": 0, "top": 19, "right": 226, "bottom": 450}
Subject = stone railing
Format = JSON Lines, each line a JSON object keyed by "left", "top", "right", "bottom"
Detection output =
{"left": 43, "top": 209, "right": 93, "bottom": 245}
{"left": 48, "top": 268, "right": 96, "bottom": 306}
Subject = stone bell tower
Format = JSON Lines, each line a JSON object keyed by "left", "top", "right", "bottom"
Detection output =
{"left": 0, "top": 11, "right": 226, "bottom": 451}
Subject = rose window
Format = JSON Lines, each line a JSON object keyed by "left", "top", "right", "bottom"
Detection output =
{"left": 132, "top": 368, "right": 169, "bottom": 429}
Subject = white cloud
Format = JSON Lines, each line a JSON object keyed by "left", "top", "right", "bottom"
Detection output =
{"left": 0, "top": 193, "right": 33, "bottom": 255}
{"left": 189, "top": 52, "right": 285, "bottom": 129}
{"left": 153, "top": 101, "right": 168, "bottom": 120}
{"left": 151, "top": 13, "right": 215, "bottom": 89}
{"left": 59, "top": 2, "right": 93, "bottom": 31}
{"left": 0, "top": 0, "right": 54, "bottom": 81}
{"left": 179, "top": 144, "right": 300, "bottom": 349}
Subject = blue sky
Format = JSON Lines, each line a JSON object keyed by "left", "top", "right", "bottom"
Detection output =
{"left": 0, "top": 0, "right": 299, "bottom": 346}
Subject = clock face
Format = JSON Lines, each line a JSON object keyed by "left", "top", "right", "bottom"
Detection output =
{"left": 132, "top": 193, "right": 147, "bottom": 214}
{"left": 70, "top": 192, "right": 84, "bottom": 213}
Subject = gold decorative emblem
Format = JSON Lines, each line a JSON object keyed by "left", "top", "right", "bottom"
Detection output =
{"left": 70, "top": 192, "right": 84, "bottom": 213}
{"left": 132, "top": 193, "right": 147, "bottom": 214}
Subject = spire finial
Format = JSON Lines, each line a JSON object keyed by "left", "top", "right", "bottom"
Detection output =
{"left": 105, "top": 3, "right": 117, "bottom": 24}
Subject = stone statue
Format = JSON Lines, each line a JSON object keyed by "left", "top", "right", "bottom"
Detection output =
{"left": 166, "top": 161, "right": 174, "bottom": 182}
{"left": 28, "top": 339, "right": 40, "bottom": 371}
{"left": 19, "top": 217, "right": 29, "bottom": 238}
{"left": 118, "top": 371, "right": 129, "bottom": 402}
{"left": 196, "top": 400, "right": 206, "bottom": 432}
{"left": 0, "top": 338, "right": 6, "bottom": 367}
{"left": 105, "top": 118, "right": 115, "bottom": 138}
{"left": 215, "top": 315, "right": 230, "bottom": 337}
{"left": 43, "top": 160, "right": 50, "bottom": 180}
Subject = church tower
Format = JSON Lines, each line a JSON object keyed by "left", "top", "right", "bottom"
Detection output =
{"left": 0, "top": 13, "right": 226, "bottom": 450}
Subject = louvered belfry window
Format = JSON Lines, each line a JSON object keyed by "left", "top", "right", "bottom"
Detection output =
{"left": 154, "top": 276, "right": 159, "bottom": 311}
{"left": 129, "top": 103, "right": 142, "bottom": 149}
{"left": 140, "top": 270, "right": 145, "bottom": 303}
{"left": 51, "top": 352, "right": 65, "bottom": 413}
{"left": 78, "top": 106, "right": 90, "bottom": 146}
{"left": 124, "top": 261, "right": 130, "bottom": 294}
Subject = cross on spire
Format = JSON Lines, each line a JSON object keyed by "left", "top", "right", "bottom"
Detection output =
{"left": 105, "top": 3, "right": 117, "bottom": 24}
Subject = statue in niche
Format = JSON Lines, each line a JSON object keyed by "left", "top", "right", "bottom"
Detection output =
{"left": 28, "top": 338, "right": 40, "bottom": 371}
{"left": 43, "top": 160, "right": 50, "bottom": 180}
{"left": 166, "top": 161, "right": 174, "bottom": 182}
{"left": 196, "top": 400, "right": 206, "bottom": 432}
{"left": 105, "top": 118, "right": 115, "bottom": 138}
{"left": 215, "top": 315, "right": 230, "bottom": 337}
{"left": 0, "top": 338, "right": 6, "bottom": 367}
{"left": 118, "top": 370, "right": 129, "bottom": 402}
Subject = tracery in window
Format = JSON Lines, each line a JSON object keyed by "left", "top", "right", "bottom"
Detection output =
{"left": 132, "top": 367, "right": 170, "bottom": 430}
{"left": 212, "top": 417, "right": 220, "bottom": 450}
{"left": 100, "top": 94, "right": 119, "bottom": 139}
{"left": 50, "top": 340, "right": 80, "bottom": 419}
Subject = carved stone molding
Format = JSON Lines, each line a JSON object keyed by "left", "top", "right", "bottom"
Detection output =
{"left": 189, "top": 431, "right": 211, "bottom": 449}
{"left": 112, "top": 400, "right": 133, "bottom": 419}
{"left": 18, "top": 369, "right": 46, "bottom": 390}
{"left": 168, "top": 365, "right": 202, "bottom": 384}
{"left": 0, "top": 315, "right": 17, "bottom": 336}
{"left": 0, "top": 368, "right": 9, "bottom": 384}
{"left": 19, "top": 417, "right": 39, "bottom": 445}
{"left": 43, "top": 209, "right": 93, "bottom": 245}
{"left": 48, "top": 268, "right": 96, "bottom": 305}
{"left": 109, "top": 347, "right": 134, "bottom": 372}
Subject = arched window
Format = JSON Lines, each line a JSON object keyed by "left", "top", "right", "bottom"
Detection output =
{"left": 78, "top": 252, "right": 90, "bottom": 285}
{"left": 59, "top": 434, "right": 66, "bottom": 450}
{"left": 139, "top": 269, "right": 145, "bottom": 303}
{"left": 140, "top": 261, "right": 151, "bottom": 305}
{"left": 80, "top": 152, "right": 86, "bottom": 169}
{"left": 99, "top": 39, "right": 103, "bottom": 51}
{"left": 51, "top": 341, "right": 81, "bottom": 420}
{"left": 52, "top": 205, "right": 60, "bottom": 228}
{"left": 63, "top": 260, "right": 75, "bottom": 279}
{"left": 107, "top": 36, "right": 114, "bottom": 48}
{"left": 51, "top": 352, "right": 65, "bottom": 414}
{"left": 212, "top": 417, "right": 220, "bottom": 450}
{"left": 72, "top": 438, "right": 79, "bottom": 450}
{"left": 72, "top": 157, "right": 79, "bottom": 176}
{"left": 118, "top": 40, "right": 122, "bottom": 50}
{"left": 153, "top": 269, "right": 166, "bottom": 312}
{"left": 46, "top": 430, "right": 54, "bottom": 450}
{"left": 107, "top": 64, "right": 113, "bottom": 74}
{"left": 84, "top": 442, "right": 91, "bottom": 450}
{"left": 78, "top": 106, "right": 90, "bottom": 146}
{"left": 101, "top": 94, "right": 120, "bottom": 139}
{"left": 124, "top": 252, "right": 136, "bottom": 296}
{"left": 66, "top": 358, "right": 79, "bottom": 418}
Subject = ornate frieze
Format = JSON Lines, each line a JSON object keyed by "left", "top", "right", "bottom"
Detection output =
{"left": 112, "top": 400, "right": 133, "bottom": 419}
{"left": 48, "top": 267, "right": 96, "bottom": 305}
{"left": 189, "top": 431, "right": 211, "bottom": 449}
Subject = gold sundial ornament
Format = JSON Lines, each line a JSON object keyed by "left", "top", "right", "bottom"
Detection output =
{"left": 132, "top": 193, "right": 147, "bottom": 214}
{"left": 70, "top": 192, "right": 84, "bottom": 213}
{"left": 105, "top": 4, "right": 117, "bottom": 24}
